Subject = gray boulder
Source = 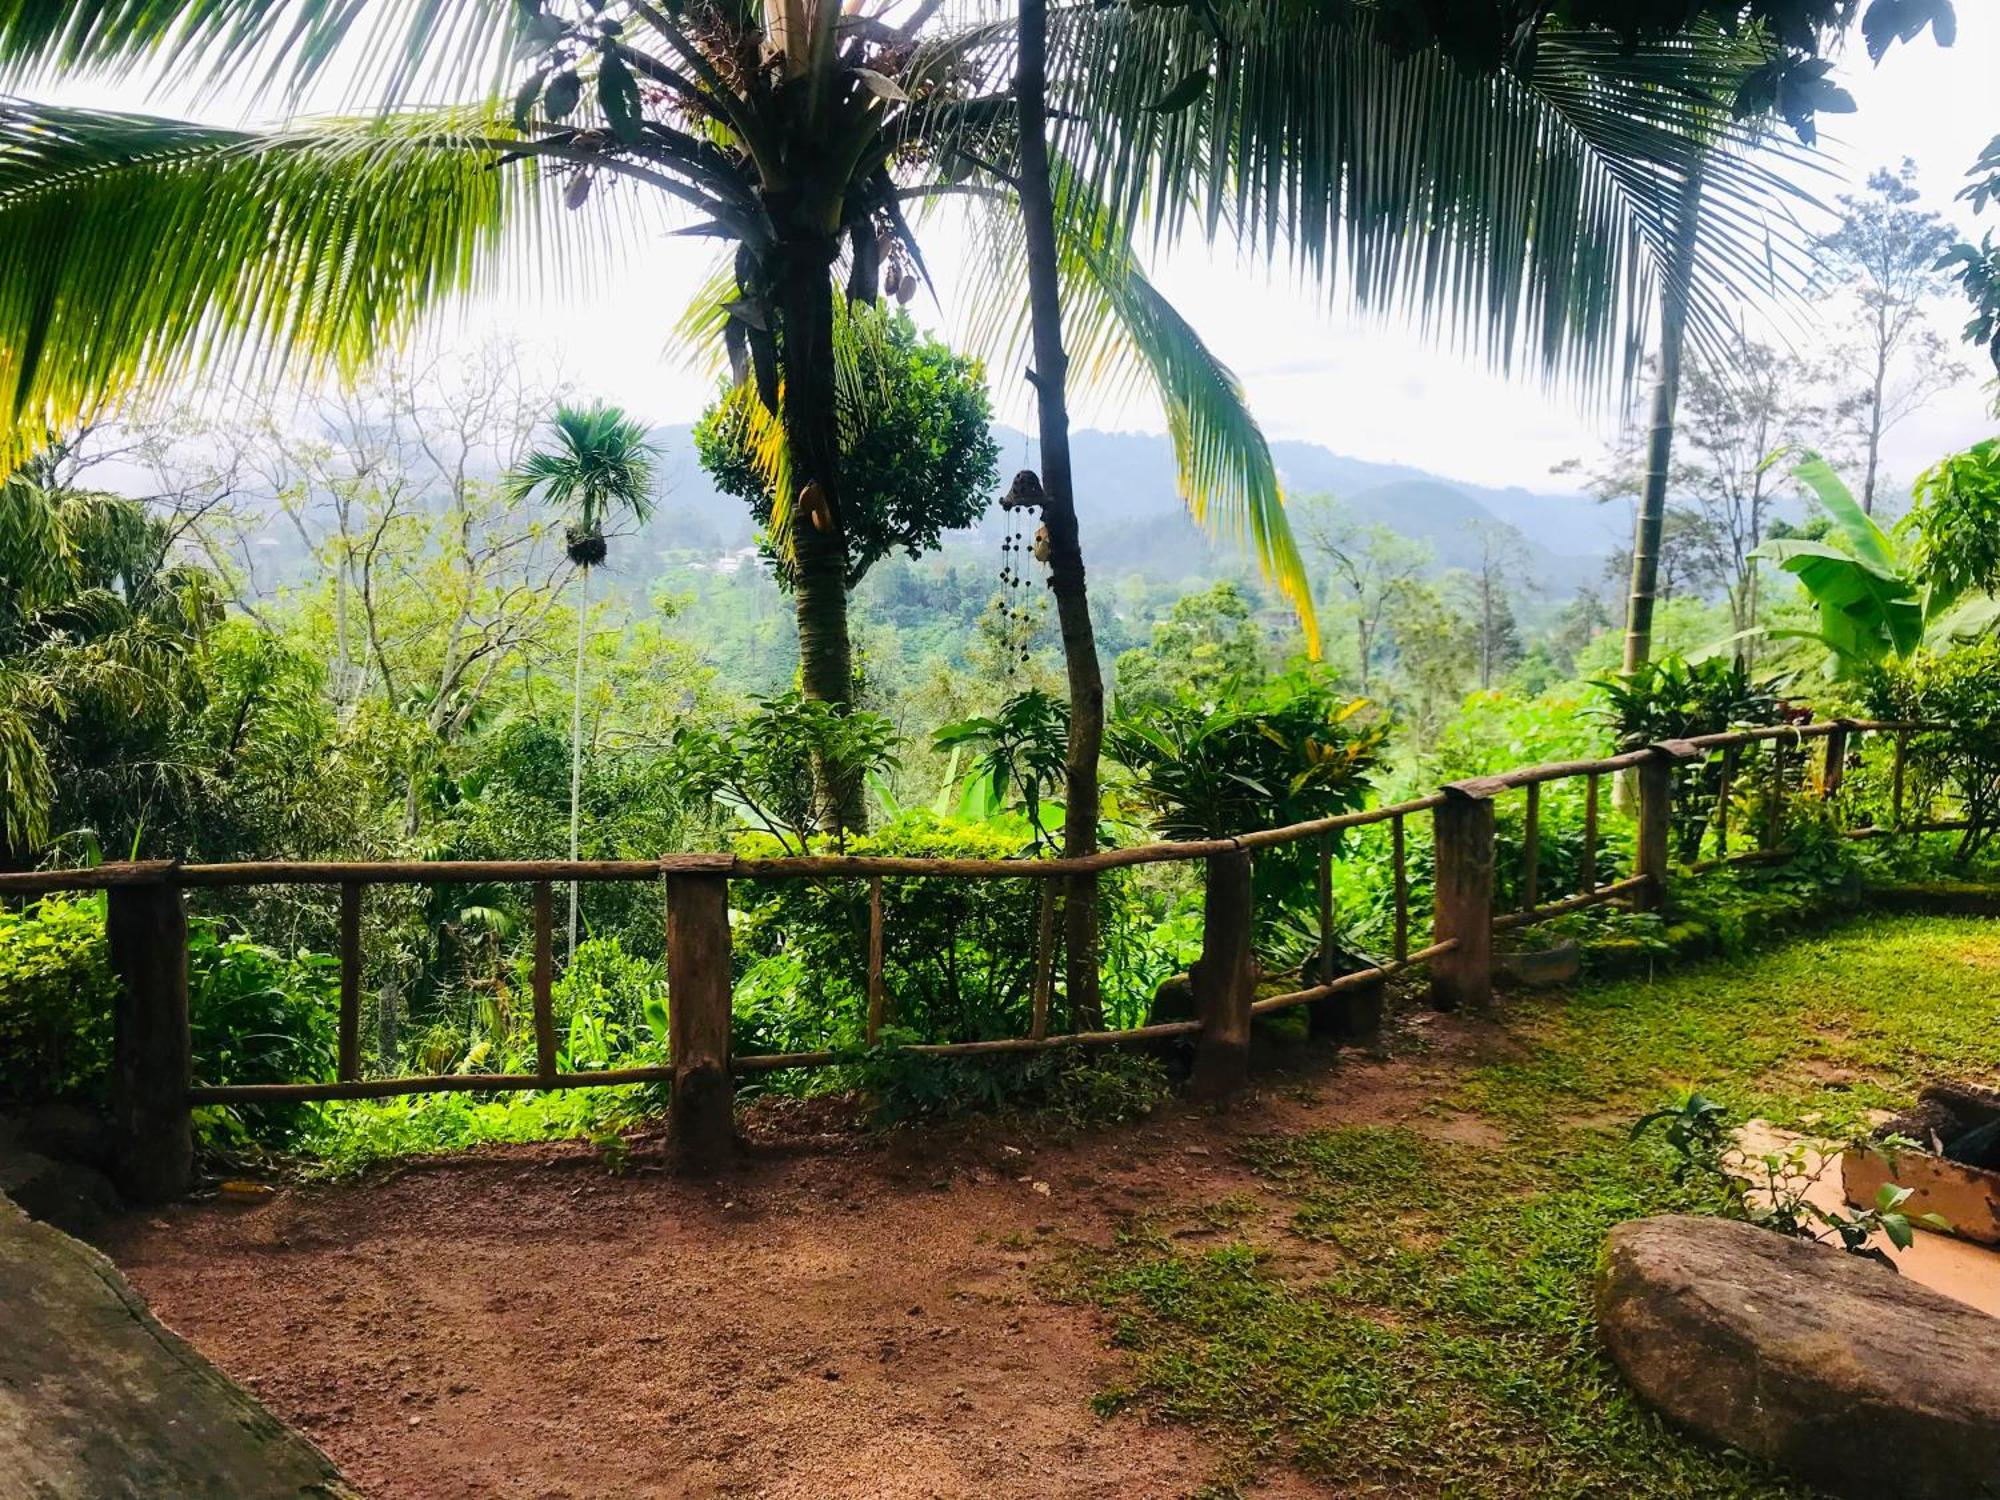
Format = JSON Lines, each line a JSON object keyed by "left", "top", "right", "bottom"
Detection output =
{"left": 0, "top": 1193, "right": 355, "bottom": 1498}
{"left": 1599, "top": 1214, "right": 2000, "bottom": 1500}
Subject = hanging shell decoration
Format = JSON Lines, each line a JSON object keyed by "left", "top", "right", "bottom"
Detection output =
{"left": 1031, "top": 523, "right": 1051, "bottom": 565}
{"left": 1001, "top": 468, "right": 1046, "bottom": 511}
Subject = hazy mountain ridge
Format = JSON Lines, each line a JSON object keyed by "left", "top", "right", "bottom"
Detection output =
{"left": 643, "top": 423, "right": 1619, "bottom": 599}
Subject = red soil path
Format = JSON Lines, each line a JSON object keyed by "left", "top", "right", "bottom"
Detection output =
{"left": 100, "top": 1016, "right": 1496, "bottom": 1500}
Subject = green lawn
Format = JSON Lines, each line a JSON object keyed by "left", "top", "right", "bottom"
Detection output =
{"left": 1054, "top": 915, "right": 2000, "bottom": 1499}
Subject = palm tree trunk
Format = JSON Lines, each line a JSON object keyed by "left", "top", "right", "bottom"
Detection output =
{"left": 569, "top": 566, "right": 589, "bottom": 959}
{"left": 1620, "top": 160, "right": 1705, "bottom": 677}
{"left": 1016, "top": 0, "right": 1104, "bottom": 1028}
{"left": 774, "top": 238, "right": 863, "bottom": 835}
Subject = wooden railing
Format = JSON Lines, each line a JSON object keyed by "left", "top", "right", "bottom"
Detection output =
{"left": 0, "top": 719, "right": 1953, "bottom": 1202}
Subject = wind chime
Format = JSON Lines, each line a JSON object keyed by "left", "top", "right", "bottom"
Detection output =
{"left": 997, "top": 468, "right": 1048, "bottom": 674}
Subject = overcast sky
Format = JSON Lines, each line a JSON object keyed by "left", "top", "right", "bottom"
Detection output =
{"left": 46, "top": 8, "right": 2000, "bottom": 495}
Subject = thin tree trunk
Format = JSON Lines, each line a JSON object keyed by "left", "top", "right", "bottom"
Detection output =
{"left": 1862, "top": 342, "right": 1888, "bottom": 514}
{"left": 569, "top": 566, "right": 588, "bottom": 959}
{"left": 1621, "top": 160, "right": 1705, "bottom": 677}
{"left": 1016, "top": 0, "right": 1103, "bottom": 1027}
{"left": 774, "top": 239, "right": 864, "bottom": 835}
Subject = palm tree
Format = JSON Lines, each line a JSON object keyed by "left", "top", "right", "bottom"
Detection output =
{"left": 0, "top": 1, "right": 1319, "bottom": 840}
{"left": 506, "top": 402, "right": 656, "bottom": 958}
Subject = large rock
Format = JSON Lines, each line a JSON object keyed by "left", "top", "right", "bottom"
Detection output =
{"left": 1599, "top": 1214, "right": 2000, "bottom": 1500}
{"left": 0, "top": 1131, "right": 123, "bottom": 1239}
{"left": 0, "top": 1194, "right": 355, "bottom": 1498}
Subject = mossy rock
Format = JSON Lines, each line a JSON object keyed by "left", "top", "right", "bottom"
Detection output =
{"left": 1662, "top": 921, "right": 1716, "bottom": 959}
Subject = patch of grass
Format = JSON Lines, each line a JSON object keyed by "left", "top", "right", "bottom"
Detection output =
{"left": 1058, "top": 915, "right": 2000, "bottom": 1497}
{"left": 298, "top": 1084, "right": 661, "bottom": 1177}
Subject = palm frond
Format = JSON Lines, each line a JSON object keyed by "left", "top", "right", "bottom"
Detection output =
{"left": 507, "top": 401, "right": 659, "bottom": 535}
{"left": 952, "top": 173, "right": 1319, "bottom": 654}
{"left": 0, "top": 0, "right": 524, "bottom": 107}
{"left": 0, "top": 100, "right": 584, "bottom": 469}
{"left": 1050, "top": 5, "right": 1819, "bottom": 393}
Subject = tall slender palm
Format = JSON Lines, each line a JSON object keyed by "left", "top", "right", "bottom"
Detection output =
{"left": 506, "top": 402, "right": 656, "bottom": 957}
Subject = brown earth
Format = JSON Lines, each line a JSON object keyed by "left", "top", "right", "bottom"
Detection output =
{"left": 99, "top": 1012, "right": 1504, "bottom": 1500}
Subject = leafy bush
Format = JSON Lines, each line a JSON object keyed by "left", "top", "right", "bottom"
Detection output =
{"left": 1904, "top": 437, "right": 2000, "bottom": 602}
{"left": 0, "top": 894, "right": 338, "bottom": 1145}
{"left": 1110, "top": 669, "right": 1386, "bottom": 843}
{"left": 0, "top": 895, "right": 117, "bottom": 1104}
{"left": 846, "top": 1033, "right": 1171, "bottom": 1128}
{"left": 187, "top": 921, "right": 339, "bottom": 1148}
{"left": 1867, "top": 639, "right": 2000, "bottom": 859}
{"left": 934, "top": 688, "right": 1069, "bottom": 850}
{"left": 1632, "top": 1091, "right": 1943, "bottom": 1271}
{"left": 1111, "top": 668, "right": 1386, "bottom": 950}
{"left": 732, "top": 812, "right": 1045, "bottom": 1057}
{"left": 1597, "top": 655, "right": 1786, "bottom": 861}
{"left": 667, "top": 691, "right": 900, "bottom": 852}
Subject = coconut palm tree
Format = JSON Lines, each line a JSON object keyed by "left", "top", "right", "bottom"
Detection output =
{"left": 506, "top": 402, "right": 656, "bottom": 958}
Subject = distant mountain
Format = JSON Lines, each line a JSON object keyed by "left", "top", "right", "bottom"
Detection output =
{"left": 640, "top": 423, "right": 1619, "bottom": 600}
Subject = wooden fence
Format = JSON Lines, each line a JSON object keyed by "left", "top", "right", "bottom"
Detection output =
{"left": 0, "top": 719, "right": 1954, "bottom": 1202}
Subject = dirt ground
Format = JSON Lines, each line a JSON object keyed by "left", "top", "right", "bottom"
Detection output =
{"left": 100, "top": 1013, "right": 1503, "bottom": 1500}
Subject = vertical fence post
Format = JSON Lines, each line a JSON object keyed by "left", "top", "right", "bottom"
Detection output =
{"left": 1030, "top": 881, "right": 1056, "bottom": 1041}
{"left": 337, "top": 880, "right": 363, "bottom": 1082}
{"left": 1189, "top": 845, "right": 1255, "bottom": 1099}
{"left": 1822, "top": 722, "right": 1849, "bottom": 802}
{"left": 1635, "top": 740, "right": 1701, "bottom": 911}
{"left": 107, "top": 864, "right": 192, "bottom": 1204}
{"left": 1768, "top": 737, "right": 1788, "bottom": 849}
{"left": 532, "top": 880, "right": 557, "bottom": 1083}
{"left": 1520, "top": 780, "right": 1541, "bottom": 914}
{"left": 663, "top": 855, "right": 736, "bottom": 1169}
{"left": 865, "top": 876, "right": 887, "bottom": 1044}
{"left": 1634, "top": 750, "right": 1674, "bottom": 912}
{"left": 1892, "top": 729, "right": 1909, "bottom": 831}
{"left": 1430, "top": 786, "right": 1494, "bottom": 1012}
{"left": 1581, "top": 773, "right": 1600, "bottom": 895}
{"left": 1716, "top": 745, "right": 1735, "bottom": 858}
{"left": 1391, "top": 812, "right": 1410, "bottom": 963}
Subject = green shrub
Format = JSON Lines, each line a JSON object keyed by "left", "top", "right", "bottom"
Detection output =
{"left": 0, "top": 894, "right": 117, "bottom": 1104}
{"left": 847, "top": 1034, "right": 1171, "bottom": 1128}
{"left": 0, "top": 893, "right": 340, "bottom": 1142}
{"left": 1868, "top": 639, "right": 2000, "bottom": 860}
{"left": 1597, "top": 655, "right": 1788, "bottom": 861}
{"left": 732, "top": 812, "right": 1046, "bottom": 1056}
{"left": 1110, "top": 667, "right": 1386, "bottom": 952}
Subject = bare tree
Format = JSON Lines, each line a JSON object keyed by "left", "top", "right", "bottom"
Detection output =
{"left": 1295, "top": 496, "right": 1431, "bottom": 698}
{"left": 1815, "top": 161, "right": 1969, "bottom": 514}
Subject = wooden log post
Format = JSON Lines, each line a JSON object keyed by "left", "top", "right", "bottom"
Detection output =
{"left": 1822, "top": 722, "right": 1849, "bottom": 802}
{"left": 337, "top": 881, "right": 362, "bottom": 1082}
{"left": 1634, "top": 740, "right": 1701, "bottom": 913}
{"left": 1634, "top": 751, "right": 1674, "bottom": 912}
{"left": 1581, "top": 772, "right": 1600, "bottom": 894}
{"left": 865, "top": 876, "right": 887, "bottom": 1045}
{"left": 1429, "top": 787, "right": 1494, "bottom": 1012}
{"left": 1521, "top": 780, "right": 1541, "bottom": 914}
{"left": 106, "top": 866, "right": 192, "bottom": 1204}
{"left": 1029, "top": 881, "right": 1056, "bottom": 1041}
{"left": 532, "top": 880, "right": 557, "bottom": 1083}
{"left": 1188, "top": 846, "right": 1255, "bottom": 1100}
{"left": 664, "top": 857, "right": 736, "bottom": 1169}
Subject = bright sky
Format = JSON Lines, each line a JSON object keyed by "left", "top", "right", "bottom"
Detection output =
{"left": 44, "top": 9, "right": 2000, "bottom": 494}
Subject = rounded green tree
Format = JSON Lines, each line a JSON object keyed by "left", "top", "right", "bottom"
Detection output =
{"left": 694, "top": 308, "right": 1000, "bottom": 591}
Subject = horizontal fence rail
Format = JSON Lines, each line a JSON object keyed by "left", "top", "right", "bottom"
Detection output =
{"left": 8, "top": 720, "right": 1956, "bottom": 1203}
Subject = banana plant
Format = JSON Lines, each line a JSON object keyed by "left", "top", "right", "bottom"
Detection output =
{"left": 1753, "top": 451, "right": 1995, "bottom": 676}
